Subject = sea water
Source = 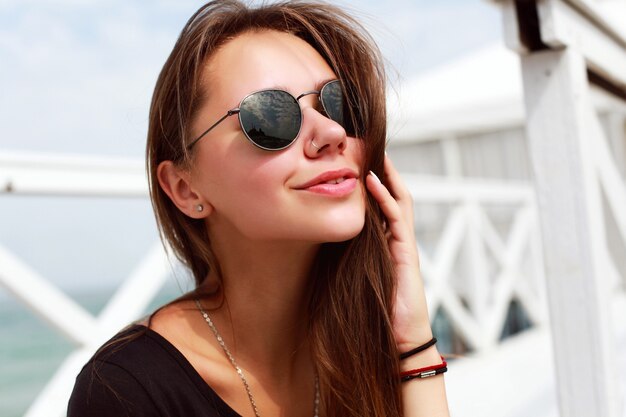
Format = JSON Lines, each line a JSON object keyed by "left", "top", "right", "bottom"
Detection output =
{"left": 0, "top": 284, "right": 181, "bottom": 417}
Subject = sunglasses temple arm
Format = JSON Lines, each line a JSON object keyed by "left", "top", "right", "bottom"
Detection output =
{"left": 186, "top": 108, "right": 241, "bottom": 150}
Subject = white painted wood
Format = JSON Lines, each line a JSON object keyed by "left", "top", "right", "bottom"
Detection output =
{"left": 423, "top": 207, "right": 468, "bottom": 319}
{"left": 24, "top": 349, "right": 94, "bottom": 417}
{"left": 464, "top": 203, "right": 490, "bottom": 341}
{"left": 592, "top": 114, "right": 626, "bottom": 245}
{"left": 440, "top": 134, "right": 463, "bottom": 178}
{"left": 96, "top": 242, "right": 171, "bottom": 337}
{"left": 0, "top": 157, "right": 175, "bottom": 417}
{"left": 457, "top": 128, "right": 531, "bottom": 180}
{"left": 440, "top": 288, "right": 485, "bottom": 350}
{"left": 564, "top": 0, "right": 626, "bottom": 44}
{"left": 403, "top": 175, "right": 533, "bottom": 203}
{"left": 0, "top": 150, "right": 147, "bottom": 197}
{"left": 487, "top": 206, "right": 533, "bottom": 341}
{"left": 501, "top": 0, "right": 528, "bottom": 54}
{"left": 605, "top": 112, "right": 626, "bottom": 177}
{"left": 387, "top": 141, "right": 447, "bottom": 175}
{"left": 520, "top": 47, "right": 621, "bottom": 417}
{"left": 21, "top": 243, "right": 172, "bottom": 417}
{"left": 604, "top": 240, "right": 625, "bottom": 299}
{"left": 538, "top": 0, "right": 626, "bottom": 90}
{"left": 525, "top": 211, "right": 549, "bottom": 325}
{"left": 0, "top": 245, "right": 97, "bottom": 346}
{"left": 406, "top": 180, "right": 544, "bottom": 352}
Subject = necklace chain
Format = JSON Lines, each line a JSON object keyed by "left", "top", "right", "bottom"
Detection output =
{"left": 195, "top": 299, "right": 320, "bottom": 417}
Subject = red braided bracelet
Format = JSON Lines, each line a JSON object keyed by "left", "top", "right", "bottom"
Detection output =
{"left": 400, "top": 356, "right": 448, "bottom": 382}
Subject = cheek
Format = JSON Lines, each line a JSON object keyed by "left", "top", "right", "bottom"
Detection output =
{"left": 213, "top": 169, "right": 278, "bottom": 211}
{"left": 195, "top": 138, "right": 281, "bottom": 204}
{"left": 199, "top": 156, "right": 293, "bottom": 233}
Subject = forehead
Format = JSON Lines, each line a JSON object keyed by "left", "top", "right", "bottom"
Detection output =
{"left": 203, "top": 30, "right": 337, "bottom": 102}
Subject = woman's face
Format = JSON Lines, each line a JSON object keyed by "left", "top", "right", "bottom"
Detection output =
{"left": 189, "top": 30, "right": 365, "bottom": 243}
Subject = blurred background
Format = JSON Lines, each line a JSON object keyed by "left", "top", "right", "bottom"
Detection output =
{"left": 1, "top": 1, "right": 625, "bottom": 416}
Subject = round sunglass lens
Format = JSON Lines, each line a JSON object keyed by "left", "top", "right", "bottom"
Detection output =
{"left": 321, "top": 80, "right": 355, "bottom": 135}
{"left": 239, "top": 90, "right": 301, "bottom": 150}
{"left": 321, "top": 81, "right": 343, "bottom": 124}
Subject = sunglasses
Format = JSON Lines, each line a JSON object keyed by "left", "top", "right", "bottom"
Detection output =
{"left": 186, "top": 79, "right": 355, "bottom": 151}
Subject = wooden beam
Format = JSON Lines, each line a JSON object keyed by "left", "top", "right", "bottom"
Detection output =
{"left": 537, "top": 0, "right": 626, "bottom": 93}
{"left": 0, "top": 151, "right": 147, "bottom": 198}
{"left": 520, "top": 46, "right": 621, "bottom": 417}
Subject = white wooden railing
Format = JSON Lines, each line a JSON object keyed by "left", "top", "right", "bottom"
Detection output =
{"left": 407, "top": 176, "right": 547, "bottom": 351}
{"left": 1, "top": 149, "right": 551, "bottom": 417}
{"left": 0, "top": 152, "right": 170, "bottom": 417}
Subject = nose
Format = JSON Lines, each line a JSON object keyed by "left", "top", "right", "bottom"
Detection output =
{"left": 301, "top": 106, "right": 347, "bottom": 158}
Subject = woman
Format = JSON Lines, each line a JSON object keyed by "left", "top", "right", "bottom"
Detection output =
{"left": 68, "top": 1, "right": 450, "bottom": 416}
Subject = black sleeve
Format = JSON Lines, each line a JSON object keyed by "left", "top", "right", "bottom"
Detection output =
{"left": 67, "top": 360, "right": 162, "bottom": 417}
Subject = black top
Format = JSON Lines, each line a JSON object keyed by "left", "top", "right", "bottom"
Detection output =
{"left": 67, "top": 324, "right": 241, "bottom": 417}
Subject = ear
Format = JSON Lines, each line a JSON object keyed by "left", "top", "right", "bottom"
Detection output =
{"left": 156, "top": 160, "right": 212, "bottom": 218}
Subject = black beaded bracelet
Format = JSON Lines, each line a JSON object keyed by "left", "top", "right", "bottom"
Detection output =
{"left": 399, "top": 337, "right": 437, "bottom": 360}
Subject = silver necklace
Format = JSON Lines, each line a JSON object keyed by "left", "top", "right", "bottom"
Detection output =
{"left": 195, "top": 299, "right": 320, "bottom": 417}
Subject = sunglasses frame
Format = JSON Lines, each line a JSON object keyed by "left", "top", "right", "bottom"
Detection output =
{"left": 186, "top": 79, "right": 346, "bottom": 152}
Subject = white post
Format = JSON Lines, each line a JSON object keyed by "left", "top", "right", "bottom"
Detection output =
{"left": 463, "top": 201, "right": 490, "bottom": 348}
{"left": 605, "top": 112, "right": 626, "bottom": 177}
{"left": 440, "top": 134, "right": 463, "bottom": 178}
{"left": 520, "top": 46, "right": 621, "bottom": 417}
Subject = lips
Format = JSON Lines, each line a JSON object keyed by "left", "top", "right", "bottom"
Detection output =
{"left": 295, "top": 168, "right": 359, "bottom": 189}
{"left": 295, "top": 168, "right": 359, "bottom": 197}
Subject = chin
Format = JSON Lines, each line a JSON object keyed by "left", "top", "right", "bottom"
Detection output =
{"left": 316, "top": 214, "right": 365, "bottom": 243}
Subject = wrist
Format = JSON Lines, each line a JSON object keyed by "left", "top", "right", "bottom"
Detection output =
{"left": 399, "top": 337, "right": 437, "bottom": 360}
{"left": 400, "top": 346, "right": 443, "bottom": 372}
{"left": 395, "top": 325, "right": 434, "bottom": 354}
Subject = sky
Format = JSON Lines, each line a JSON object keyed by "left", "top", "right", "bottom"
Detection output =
{"left": 0, "top": 0, "right": 502, "bottom": 293}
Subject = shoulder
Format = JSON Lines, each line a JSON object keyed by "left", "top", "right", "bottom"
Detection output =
{"left": 67, "top": 324, "right": 239, "bottom": 417}
{"left": 67, "top": 325, "right": 163, "bottom": 417}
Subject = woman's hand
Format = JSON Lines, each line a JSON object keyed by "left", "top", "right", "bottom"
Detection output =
{"left": 366, "top": 154, "right": 433, "bottom": 352}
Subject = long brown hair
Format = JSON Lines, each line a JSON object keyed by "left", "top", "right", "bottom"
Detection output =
{"left": 146, "top": 1, "right": 401, "bottom": 415}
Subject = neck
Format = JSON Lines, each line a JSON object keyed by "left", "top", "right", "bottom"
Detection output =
{"left": 201, "top": 225, "right": 320, "bottom": 377}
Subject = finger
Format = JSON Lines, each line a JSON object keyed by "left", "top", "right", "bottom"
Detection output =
{"left": 367, "top": 171, "right": 402, "bottom": 221}
{"left": 384, "top": 155, "right": 415, "bottom": 230}
{"left": 383, "top": 155, "right": 410, "bottom": 200}
{"left": 366, "top": 171, "right": 413, "bottom": 242}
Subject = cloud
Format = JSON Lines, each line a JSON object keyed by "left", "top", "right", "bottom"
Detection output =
{"left": 0, "top": 2, "right": 195, "bottom": 156}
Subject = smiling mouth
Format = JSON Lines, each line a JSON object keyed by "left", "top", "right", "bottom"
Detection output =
{"left": 296, "top": 168, "right": 359, "bottom": 190}
{"left": 298, "top": 177, "right": 358, "bottom": 197}
{"left": 322, "top": 177, "right": 347, "bottom": 185}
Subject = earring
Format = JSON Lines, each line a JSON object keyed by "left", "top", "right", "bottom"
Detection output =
{"left": 311, "top": 139, "right": 321, "bottom": 150}
{"left": 196, "top": 204, "right": 204, "bottom": 212}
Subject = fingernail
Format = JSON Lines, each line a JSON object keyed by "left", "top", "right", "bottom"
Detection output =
{"left": 369, "top": 170, "right": 381, "bottom": 184}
